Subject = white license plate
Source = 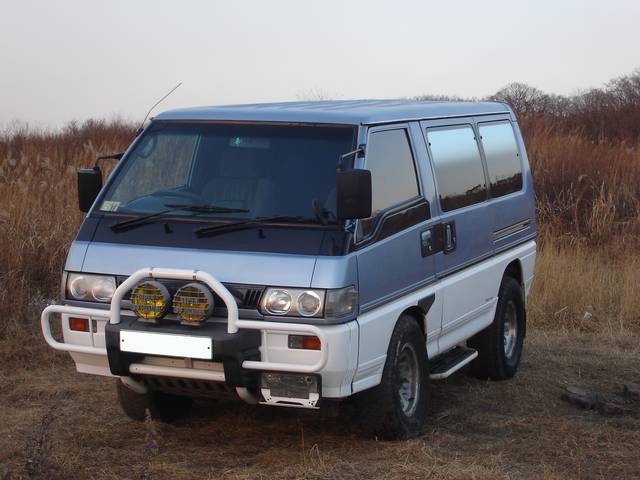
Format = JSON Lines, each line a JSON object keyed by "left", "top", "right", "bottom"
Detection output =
{"left": 120, "top": 330, "right": 212, "bottom": 359}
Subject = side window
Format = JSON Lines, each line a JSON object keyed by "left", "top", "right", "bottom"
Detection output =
{"left": 478, "top": 122, "right": 523, "bottom": 197}
{"left": 360, "top": 128, "right": 420, "bottom": 238}
{"left": 426, "top": 125, "right": 487, "bottom": 212}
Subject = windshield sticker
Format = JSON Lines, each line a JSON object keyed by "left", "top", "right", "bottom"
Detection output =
{"left": 101, "top": 200, "right": 120, "bottom": 212}
{"left": 228, "top": 136, "right": 270, "bottom": 149}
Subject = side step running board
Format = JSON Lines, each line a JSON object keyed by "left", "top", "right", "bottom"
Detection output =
{"left": 429, "top": 347, "right": 478, "bottom": 380}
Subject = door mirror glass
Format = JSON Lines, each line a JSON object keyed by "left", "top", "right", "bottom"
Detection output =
{"left": 336, "top": 169, "right": 372, "bottom": 220}
{"left": 77, "top": 167, "right": 103, "bottom": 212}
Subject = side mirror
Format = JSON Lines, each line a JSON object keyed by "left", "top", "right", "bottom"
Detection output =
{"left": 336, "top": 169, "right": 372, "bottom": 220}
{"left": 77, "top": 167, "right": 103, "bottom": 212}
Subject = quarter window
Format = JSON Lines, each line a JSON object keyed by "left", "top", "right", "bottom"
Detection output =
{"left": 360, "top": 128, "right": 420, "bottom": 237}
{"left": 478, "top": 122, "right": 523, "bottom": 197}
{"left": 427, "top": 125, "right": 487, "bottom": 212}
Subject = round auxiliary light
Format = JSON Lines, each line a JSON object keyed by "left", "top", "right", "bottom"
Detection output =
{"left": 173, "top": 283, "right": 214, "bottom": 323}
{"left": 297, "top": 290, "right": 322, "bottom": 317}
{"left": 130, "top": 281, "right": 171, "bottom": 320}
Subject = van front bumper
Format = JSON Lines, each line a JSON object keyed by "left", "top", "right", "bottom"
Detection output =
{"left": 104, "top": 316, "right": 261, "bottom": 388}
{"left": 41, "top": 267, "right": 357, "bottom": 404}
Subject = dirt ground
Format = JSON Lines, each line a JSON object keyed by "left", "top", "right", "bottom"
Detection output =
{"left": 1, "top": 328, "right": 638, "bottom": 480}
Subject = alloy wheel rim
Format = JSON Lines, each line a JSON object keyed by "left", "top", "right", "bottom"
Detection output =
{"left": 503, "top": 300, "right": 518, "bottom": 359}
{"left": 397, "top": 342, "right": 420, "bottom": 416}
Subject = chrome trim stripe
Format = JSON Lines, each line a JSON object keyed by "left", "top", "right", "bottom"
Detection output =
{"left": 493, "top": 219, "right": 532, "bottom": 241}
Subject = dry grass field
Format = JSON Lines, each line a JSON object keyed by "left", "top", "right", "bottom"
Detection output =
{"left": 1, "top": 75, "right": 640, "bottom": 478}
{"left": 1, "top": 331, "right": 638, "bottom": 480}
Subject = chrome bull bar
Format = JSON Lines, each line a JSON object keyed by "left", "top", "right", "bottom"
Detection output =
{"left": 41, "top": 267, "right": 329, "bottom": 374}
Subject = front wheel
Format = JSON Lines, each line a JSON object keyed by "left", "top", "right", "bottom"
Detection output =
{"left": 356, "top": 315, "right": 430, "bottom": 440}
{"left": 468, "top": 275, "right": 525, "bottom": 380}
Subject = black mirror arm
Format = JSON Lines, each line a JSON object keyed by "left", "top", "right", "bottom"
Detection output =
{"left": 94, "top": 152, "right": 125, "bottom": 168}
{"left": 337, "top": 145, "right": 365, "bottom": 172}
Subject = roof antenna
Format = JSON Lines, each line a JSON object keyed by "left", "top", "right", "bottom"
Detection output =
{"left": 93, "top": 82, "right": 183, "bottom": 164}
{"left": 136, "top": 82, "right": 182, "bottom": 135}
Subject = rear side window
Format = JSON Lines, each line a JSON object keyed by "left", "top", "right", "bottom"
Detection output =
{"left": 360, "top": 128, "right": 419, "bottom": 237}
{"left": 478, "top": 122, "right": 523, "bottom": 197}
{"left": 426, "top": 125, "right": 487, "bottom": 212}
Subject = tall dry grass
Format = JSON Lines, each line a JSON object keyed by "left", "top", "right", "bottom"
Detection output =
{"left": 528, "top": 231, "right": 640, "bottom": 333}
{"left": 0, "top": 114, "right": 639, "bottom": 350}
{"left": 0, "top": 121, "right": 134, "bottom": 340}
{"left": 522, "top": 116, "right": 640, "bottom": 245}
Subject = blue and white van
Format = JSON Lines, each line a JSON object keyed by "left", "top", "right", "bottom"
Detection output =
{"left": 41, "top": 100, "right": 536, "bottom": 439}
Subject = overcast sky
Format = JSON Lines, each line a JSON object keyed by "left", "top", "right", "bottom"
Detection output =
{"left": 1, "top": 0, "right": 639, "bottom": 128}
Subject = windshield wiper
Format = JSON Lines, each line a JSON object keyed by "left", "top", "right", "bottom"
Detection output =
{"left": 312, "top": 198, "right": 336, "bottom": 226}
{"left": 194, "top": 215, "right": 316, "bottom": 237}
{"left": 110, "top": 204, "right": 249, "bottom": 233}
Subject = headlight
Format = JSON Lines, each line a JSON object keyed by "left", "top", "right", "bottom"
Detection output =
{"left": 263, "top": 289, "right": 293, "bottom": 315}
{"left": 260, "top": 288, "right": 327, "bottom": 318}
{"left": 297, "top": 291, "right": 322, "bottom": 317}
{"left": 173, "top": 283, "right": 214, "bottom": 324}
{"left": 130, "top": 280, "right": 170, "bottom": 321}
{"left": 67, "top": 273, "right": 117, "bottom": 303}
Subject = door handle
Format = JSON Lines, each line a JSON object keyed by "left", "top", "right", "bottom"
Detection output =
{"left": 443, "top": 221, "right": 456, "bottom": 253}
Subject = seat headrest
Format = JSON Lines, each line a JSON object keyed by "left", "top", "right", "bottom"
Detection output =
{"left": 218, "top": 149, "right": 259, "bottom": 178}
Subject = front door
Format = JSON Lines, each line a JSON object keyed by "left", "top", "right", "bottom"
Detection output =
{"left": 355, "top": 124, "right": 438, "bottom": 336}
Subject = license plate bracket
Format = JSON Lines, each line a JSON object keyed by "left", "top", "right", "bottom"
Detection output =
{"left": 120, "top": 330, "right": 212, "bottom": 359}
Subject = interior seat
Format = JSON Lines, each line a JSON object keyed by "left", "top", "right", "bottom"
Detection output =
{"left": 200, "top": 148, "right": 275, "bottom": 216}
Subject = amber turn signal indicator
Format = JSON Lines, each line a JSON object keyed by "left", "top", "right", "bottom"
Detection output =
{"left": 69, "top": 317, "right": 89, "bottom": 332}
{"left": 288, "top": 334, "right": 321, "bottom": 351}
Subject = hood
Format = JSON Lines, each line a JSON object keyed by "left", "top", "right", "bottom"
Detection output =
{"left": 79, "top": 241, "right": 318, "bottom": 287}
{"left": 67, "top": 215, "right": 350, "bottom": 287}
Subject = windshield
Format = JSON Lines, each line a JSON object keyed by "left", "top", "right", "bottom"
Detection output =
{"left": 99, "top": 122, "right": 355, "bottom": 222}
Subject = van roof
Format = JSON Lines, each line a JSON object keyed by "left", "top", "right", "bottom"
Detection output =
{"left": 154, "top": 99, "right": 512, "bottom": 126}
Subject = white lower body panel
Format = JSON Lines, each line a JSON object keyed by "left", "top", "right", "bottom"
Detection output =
{"left": 353, "top": 240, "right": 536, "bottom": 393}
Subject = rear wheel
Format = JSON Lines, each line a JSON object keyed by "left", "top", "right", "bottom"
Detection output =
{"left": 468, "top": 276, "right": 525, "bottom": 380}
{"left": 356, "top": 315, "right": 430, "bottom": 439}
{"left": 116, "top": 380, "right": 194, "bottom": 422}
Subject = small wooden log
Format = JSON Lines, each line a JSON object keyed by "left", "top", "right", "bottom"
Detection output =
{"left": 561, "top": 387, "right": 596, "bottom": 409}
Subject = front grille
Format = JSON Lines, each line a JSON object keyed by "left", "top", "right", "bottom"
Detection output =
{"left": 117, "top": 276, "right": 264, "bottom": 310}
{"left": 243, "top": 288, "right": 262, "bottom": 308}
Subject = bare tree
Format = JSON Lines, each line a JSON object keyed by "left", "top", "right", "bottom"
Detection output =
{"left": 489, "top": 83, "right": 551, "bottom": 115}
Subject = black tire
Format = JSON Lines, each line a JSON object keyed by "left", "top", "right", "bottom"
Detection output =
{"left": 356, "top": 315, "right": 430, "bottom": 440}
{"left": 468, "top": 275, "right": 525, "bottom": 380}
{"left": 116, "top": 380, "right": 194, "bottom": 422}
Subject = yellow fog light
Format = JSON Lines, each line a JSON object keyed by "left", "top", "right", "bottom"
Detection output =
{"left": 173, "top": 283, "right": 214, "bottom": 324}
{"left": 130, "top": 281, "right": 170, "bottom": 321}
